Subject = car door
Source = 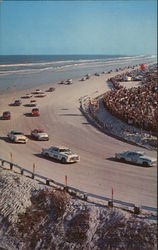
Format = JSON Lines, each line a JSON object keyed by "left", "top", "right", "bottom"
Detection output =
{"left": 131, "top": 153, "right": 138, "bottom": 163}
{"left": 52, "top": 148, "right": 59, "bottom": 159}
{"left": 126, "top": 152, "right": 133, "bottom": 162}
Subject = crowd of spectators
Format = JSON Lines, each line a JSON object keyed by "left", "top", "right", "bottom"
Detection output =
{"left": 102, "top": 64, "right": 157, "bottom": 134}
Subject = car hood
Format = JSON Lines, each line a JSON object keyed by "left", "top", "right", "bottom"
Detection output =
{"left": 38, "top": 133, "right": 48, "bottom": 137}
{"left": 140, "top": 156, "right": 157, "bottom": 162}
{"left": 61, "top": 152, "right": 78, "bottom": 157}
{"left": 15, "top": 135, "right": 26, "bottom": 139}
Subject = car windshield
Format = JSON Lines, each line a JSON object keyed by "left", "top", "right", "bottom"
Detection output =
{"left": 59, "top": 149, "right": 71, "bottom": 153}
{"left": 13, "top": 132, "right": 24, "bottom": 135}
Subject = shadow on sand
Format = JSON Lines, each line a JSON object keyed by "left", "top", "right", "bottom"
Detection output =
{"left": 106, "top": 157, "right": 150, "bottom": 168}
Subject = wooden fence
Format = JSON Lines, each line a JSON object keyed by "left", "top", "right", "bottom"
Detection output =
{"left": 0, "top": 157, "right": 157, "bottom": 216}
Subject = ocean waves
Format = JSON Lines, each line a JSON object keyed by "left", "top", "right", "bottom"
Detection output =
{"left": 0, "top": 55, "right": 155, "bottom": 76}
{"left": 0, "top": 55, "right": 157, "bottom": 77}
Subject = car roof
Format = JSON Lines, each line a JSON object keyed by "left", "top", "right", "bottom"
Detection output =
{"left": 51, "top": 146, "right": 70, "bottom": 150}
{"left": 3, "top": 111, "right": 10, "bottom": 114}
{"left": 123, "top": 151, "right": 144, "bottom": 154}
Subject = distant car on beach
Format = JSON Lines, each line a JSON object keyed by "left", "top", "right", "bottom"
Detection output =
{"left": 32, "top": 108, "right": 40, "bottom": 116}
{"left": 80, "top": 77, "right": 86, "bottom": 81}
{"left": 21, "top": 94, "right": 32, "bottom": 99}
{"left": 66, "top": 79, "right": 73, "bottom": 85}
{"left": 24, "top": 103, "right": 37, "bottom": 107}
{"left": 46, "top": 87, "right": 55, "bottom": 92}
{"left": 42, "top": 146, "right": 80, "bottom": 163}
{"left": 115, "top": 151, "right": 157, "bottom": 167}
{"left": 31, "top": 129, "right": 49, "bottom": 141}
{"left": 35, "top": 93, "right": 46, "bottom": 98}
{"left": 94, "top": 73, "right": 100, "bottom": 76}
{"left": 8, "top": 130, "right": 28, "bottom": 143}
{"left": 12, "top": 100, "right": 22, "bottom": 106}
{"left": 32, "top": 89, "right": 43, "bottom": 94}
{"left": 58, "top": 80, "right": 65, "bottom": 84}
{"left": 2, "top": 111, "right": 11, "bottom": 120}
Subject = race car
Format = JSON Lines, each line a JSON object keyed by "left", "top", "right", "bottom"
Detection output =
{"left": 115, "top": 151, "right": 157, "bottom": 167}
{"left": 34, "top": 93, "right": 46, "bottom": 98}
{"left": 31, "top": 129, "right": 49, "bottom": 141}
{"left": 32, "top": 108, "right": 40, "bottom": 116}
{"left": 46, "top": 87, "right": 55, "bottom": 92}
{"left": 42, "top": 146, "right": 80, "bottom": 163}
{"left": 12, "top": 100, "right": 22, "bottom": 106}
{"left": 24, "top": 103, "right": 37, "bottom": 107}
{"left": 21, "top": 94, "right": 32, "bottom": 99}
{"left": 8, "top": 130, "right": 28, "bottom": 143}
{"left": 2, "top": 111, "right": 11, "bottom": 120}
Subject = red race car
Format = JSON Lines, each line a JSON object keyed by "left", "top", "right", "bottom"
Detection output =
{"left": 2, "top": 111, "right": 11, "bottom": 120}
{"left": 32, "top": 108, "right": 40, "bottom": 116}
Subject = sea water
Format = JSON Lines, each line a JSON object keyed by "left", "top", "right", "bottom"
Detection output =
{"left": 0, "top": 54, "right": 156, "bottom": 92}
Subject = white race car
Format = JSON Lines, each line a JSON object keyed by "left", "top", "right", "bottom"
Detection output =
{"left": 115, "top": 151, "right": 157, "bottom": 167}
{"left": 31, "top": 129, "right": 49, "bottom": 141}
{"left": 8, "top": 130, "right": 28, "bottom": 144}
{"left": 42, "top": 146, "right": 80, "bottom": 163}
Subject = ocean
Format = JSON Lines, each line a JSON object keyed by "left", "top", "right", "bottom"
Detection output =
{"left": 0, "top": 54, "right": 156, "bottom": 92}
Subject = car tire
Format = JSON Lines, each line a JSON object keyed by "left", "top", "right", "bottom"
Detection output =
{"left": 45, "top": 153, "right": 49, "bottom": 158}
{"left": 120, "top": 157, "right": 125, "bottom": 162}
{"left": 61, "top": 158, "right": 66, "bottom": 164}
{"left": 142, "top": 162, "right": 149, "bottom": 167}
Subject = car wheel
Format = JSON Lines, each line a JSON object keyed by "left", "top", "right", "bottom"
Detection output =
{"left": 142, "top": 162, "right": 149, "bottom": 167}
{"left": 61, "top": 158, "right": 66, "bottom": 164}
{"left": 45, "top": 153, "right": 49, "bottom": 158}
{"left": 120, "top": 157, "right": 125, "bottom": 162}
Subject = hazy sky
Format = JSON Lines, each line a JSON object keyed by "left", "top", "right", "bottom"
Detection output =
{"left": 0, "top": 0, "right": 157, "bottom": 55}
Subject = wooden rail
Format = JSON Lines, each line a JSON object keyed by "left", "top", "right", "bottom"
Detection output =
{"left": 0, "top": 157, "right": 157, "bottom": 215}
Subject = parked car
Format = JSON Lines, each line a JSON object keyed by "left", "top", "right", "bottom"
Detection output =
{"left": 32, "top": 89, "right": 43, "bottom": 94}
{"left": 46, "top": 87, "right": 55, "bottom": 92}
{"left": 85, "top": 74, "right": 90, "bottom": 79}
{"left": 31, "top": 129, "right": 49, "bottom": 141}
{"left": 24, "top": 103, "right": 37, "bottom": 107}
{"left": 12, "top": 100, "right": 22, "bottom": 106}
{"left": 35, "top": 93, "right": 46, "bottom": 98}
{"left": 8, "top": 130, "right": 28, "bottom": 143}
{"left": 2, "top": 111, "right": 11, "bottom": 120}
{"left": 115, "top": 151, "right": 157, "bottom": 167}
{"left": 80, "top": 77, "right": 86, "bottom": 81}
{"left": 32, "top": 108, "right": 40, "bottom": 116}
{"left": 58, "top": 80, "right": 65, "bottom": 84}
{"left": 30, "top": 100, "right": 36, "bottom": 103}
{"left": 66, "top": 79, "right": 73, "bottom": 84}
{"left": 94, "top": 73, "right": 100, "bottom": 76}
{"left": 21, "top": 94, "right": 32, "bottom": 99}
{"left": 42, "top": 146, "right": 80, "bottom": 163}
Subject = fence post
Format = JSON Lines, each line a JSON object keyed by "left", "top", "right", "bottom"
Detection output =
{"left": 64, "top": 175, "right": 68, "bottom": 191}
{"left": 46, "top": 179, "right": 50, "bottom": 186}
{"left": 10, "top": 163, "right": 13, "bottom": 170}
{"left": 134, "top": 206, "right": 141, "bottom": 215}
{"left": 10, "top": 152, "right": 12, "bottom": 161}
{"left": 32, "top": 163, "right": 35, "bottom": 179}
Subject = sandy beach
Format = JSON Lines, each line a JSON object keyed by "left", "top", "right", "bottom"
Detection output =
{"left": 0, "top": 63, "right": 157, "bottom": 209}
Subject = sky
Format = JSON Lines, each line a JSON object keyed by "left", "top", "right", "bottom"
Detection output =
{"left": 0, "top": 0, "right": 157, "bottom": 55}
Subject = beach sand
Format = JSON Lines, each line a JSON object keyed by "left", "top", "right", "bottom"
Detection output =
{"left": 0, "top": 66, "right": 157, "bottom": 208}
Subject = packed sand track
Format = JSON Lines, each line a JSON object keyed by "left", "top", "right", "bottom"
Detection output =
{"left": 0, "top": 70, "right": 157, "bottom": 208}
